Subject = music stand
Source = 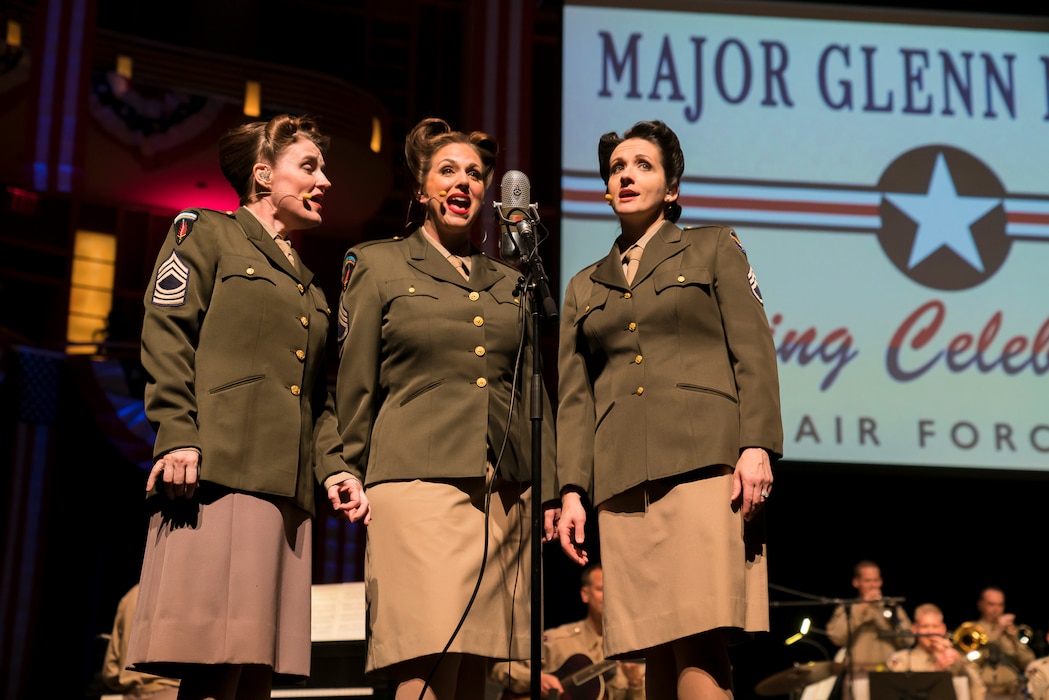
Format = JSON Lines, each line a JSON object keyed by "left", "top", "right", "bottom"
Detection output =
{"left": 868, "top": 671, "right": 957, "bottom": 700}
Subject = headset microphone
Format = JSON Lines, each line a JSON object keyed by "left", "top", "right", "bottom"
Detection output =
{"left": 258, "top": 192, "right": 314, "bottom": 211}
{"left": 494, "top": 170, "right": 539, "bottom": 264}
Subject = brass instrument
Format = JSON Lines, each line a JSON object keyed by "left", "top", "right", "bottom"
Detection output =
{"left": 953, "top": 622, "right": 989, "bottom": 653}
{"left": 1018, "top": 624, "right": 1034, "bottom": 645}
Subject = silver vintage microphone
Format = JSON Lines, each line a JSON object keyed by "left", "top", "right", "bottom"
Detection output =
{"left": 494, "top": 170, "right": 539, "bottom": 264}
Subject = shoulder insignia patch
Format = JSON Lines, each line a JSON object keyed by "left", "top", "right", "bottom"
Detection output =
{"left": 151, "top": 250, "right": 190, "bottom": 306}
{"left": 342, "top": 252, "right": 358, "bottom": 291}
{"left": 748, "top": 266, "right": 764, "bottom": 306}
{"left": 173, "top": 211, "right": 198, "bottom": 245}
{"left": 730, "top": 230, "right": 746, "bottom": 254}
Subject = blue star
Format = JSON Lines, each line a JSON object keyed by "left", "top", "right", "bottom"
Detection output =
{"left": 885, "top": 152, "right": 1001, "bottom": 272}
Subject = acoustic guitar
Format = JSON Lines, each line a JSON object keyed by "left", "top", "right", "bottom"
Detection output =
{"left": 500, "top": 653, "right": 619, "bottom": 700}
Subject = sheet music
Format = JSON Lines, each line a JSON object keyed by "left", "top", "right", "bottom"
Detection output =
{"left": 952, "top": 677, "right": 972, "bottom": 700}
{"left": 850, "top": 676, "right": 971, "bottom": 700}
{"left": 311, "top": 582, "right": 366, "bottom": 642}
{"left": 801, "top": 674, "right": 838, "bottom": 700}
{"left": 271, "top": 689, "right": 373, "bottom": 697}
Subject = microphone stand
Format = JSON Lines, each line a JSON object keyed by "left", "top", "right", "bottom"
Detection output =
{"left": 839, "top": 596, "right": 906, "bottom": 700}
{"left": 842, "top": 601, "right": 856, "bottom": 700}
{"left": 769, "top": 585, "right": 908, "bottom": 700}
{"left": 513, "top": 218, "right": 558, "bottom": 695}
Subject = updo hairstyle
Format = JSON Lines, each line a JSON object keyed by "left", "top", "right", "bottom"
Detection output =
{"left": 597, "top": 119, "right": 684, "bottom": 223}
{"left": 218, "top": 114, "right": 330, "bottom": 205}
{"left": 402, "top": 117, "right": 499, "bottom": 230}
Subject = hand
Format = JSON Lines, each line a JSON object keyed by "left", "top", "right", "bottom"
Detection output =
{"left": 558, "top": 491, "right": 589, "bottom": 565}
{"left": 620, "top": 660, "right": 645, "bottom": 689}
{"left": 1000, "top": 613, "right": 1016, "bottom": 631}
{"left": 932, "top": 638, "right": 961, "bottom": 669}
{"left": 543, "top": 505, "right": 562, "bottom": 543}
{"left": 146, "top": 448, "right": 200, "bottom": 499}
{"left": 731, "top": 447, "right": 773, "bottom": 522}
{"left": 540, "top": 672, "right": 564, "bottom": 696}
{"left": 328, "top": 477, "right": 372, "bottom": 525}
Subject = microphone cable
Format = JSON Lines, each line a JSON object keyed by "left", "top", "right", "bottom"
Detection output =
{"left": 417, "top": 270, "right": 533, "bottom": 700}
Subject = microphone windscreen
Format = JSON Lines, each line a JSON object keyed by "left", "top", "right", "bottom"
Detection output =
{"left": 501, "top": 170, "right": 531, "bottom": 215}
{"left": 498, "top": 170, "right": 533, "bottom": 263}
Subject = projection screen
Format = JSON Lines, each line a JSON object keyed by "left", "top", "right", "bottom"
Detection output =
{"left": 560, "top": 0, "right": 1049, "bottom": 471}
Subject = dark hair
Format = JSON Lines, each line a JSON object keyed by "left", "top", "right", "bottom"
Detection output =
{"left": 581, "top": 561, "right": 602, "bottom": 587}
{"left": 218, "top": 114, "right": 330, "bottom": 205}
{"left": 854, "top": 559, "right": 880, "bottom": 577}
{"left": 598, "top": 119, "right": 684, "bottom": 223}
{"left": 403, "top": 117, "right": 498, "bottom": 229}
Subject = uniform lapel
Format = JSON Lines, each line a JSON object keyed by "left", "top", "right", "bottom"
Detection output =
{"left": 233, "top": 207, "right": 311, "bottom": 285}
{"left": 469, "top": 253, "right": 510, "bottom": 292}
{"left": 406, "top": 229, "right": 462, "bottom": 285}
{"left": 589, "top": 221, "right": 688, "bottom": 289}
{"left": 634, "top": 221, "right": 687, "bottom": 284}
{"left": 406, "top": 228, "right": 488, "bottom": 289}
{"left": 295, "top": 253, "right": 315, "bottom": 287}
{"left": 590, "top": 245, "right": 629, "bottom": 289}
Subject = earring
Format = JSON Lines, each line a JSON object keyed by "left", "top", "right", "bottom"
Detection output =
{"left": 438, "top": 190, "right": 447, "bottom": 197}
{"left": 604, "top": 193, "right": 613, "bottom": 201}
{"left": 481, "top": 229, "right": 488, "bottom": 243}
{"left": 404, "top": 198, "right": 422, "bottom": 231}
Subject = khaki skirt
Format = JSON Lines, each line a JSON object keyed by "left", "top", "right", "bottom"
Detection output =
{"left": 127, "top": 488, "right": 313, "bottom": 683}
{"left": 364, "top": 472, "right": 532, "bottom": 676}
{"left": 597, "top": 467, "right": 768, "bottom": 658}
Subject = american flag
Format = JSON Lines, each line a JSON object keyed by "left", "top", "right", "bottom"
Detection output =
{"left": 0, "top": 346, "right": 61, "bottom": 699}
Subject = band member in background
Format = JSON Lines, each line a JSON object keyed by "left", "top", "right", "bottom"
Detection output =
{"left": 965, "top": 587, "right": 1035, "bottom": 700}
{"left": 102, "top": 583, "right": 179, "bottom": 700}
{"left": 1024, "top": 625, "right": 1049, "bottom": 700}
{"left": 827, "top": 559, "right": 913, "bottom": 696}
{"left": 887, "top": 603, "right": 986, "bottom": 700}
{"left": 490, "top": 562, "right": 645, "bottom": 699}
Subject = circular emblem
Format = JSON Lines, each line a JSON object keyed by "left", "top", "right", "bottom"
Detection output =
{"left": 876, "top": 146, "right": 1009, "bottom": 291}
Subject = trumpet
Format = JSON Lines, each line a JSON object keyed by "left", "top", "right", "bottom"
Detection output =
{"left": 1018, "top": 624, "right": 1034, "bottom": 645}
{"left": 952, "top": 622, "right": 988, "bottom": 653}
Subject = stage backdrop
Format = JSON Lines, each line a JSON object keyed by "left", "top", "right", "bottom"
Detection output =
{"left": 559, "top": 0, "right": 1049, "bottom": 471}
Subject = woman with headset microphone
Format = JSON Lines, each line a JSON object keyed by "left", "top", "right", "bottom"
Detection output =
{"left": 334, "top": 116, "right": 557, "bottom": 699}
{"left": 129, "top": 113, "right": 370, "bottom": 700}
{"left": 555, "top": 119, "right": 783, "bottom": 700}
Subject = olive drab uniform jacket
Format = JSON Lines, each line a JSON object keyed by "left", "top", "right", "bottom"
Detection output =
{"left": 557, "top": 222, "right": 783, "bottom": 507}
{"left": 141, "top": 207, "right": 346, "bottom": 515}
{"left": 335, "top": 228, "right": 556, "bottom": 500}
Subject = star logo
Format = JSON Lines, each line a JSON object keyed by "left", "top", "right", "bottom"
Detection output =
{"left": 564, "top": 143, "right": 1049, "bottom": 292}
{"left": 877, "top": 146, "right": 1010, "bottom": 290}
{"left": 886, "top": 153, "right": 1001, "bottom": 272}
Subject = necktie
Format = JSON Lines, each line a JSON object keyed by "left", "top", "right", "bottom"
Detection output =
{"left": 275, "top": 236, "right": 296, "bottom": 267}
{"left": 448, "top": 255, "right": 470, "bottom": 281}
{"left": 623, "top": 245, "right": 642, "bottom": 284}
